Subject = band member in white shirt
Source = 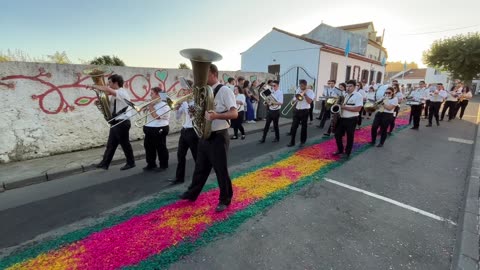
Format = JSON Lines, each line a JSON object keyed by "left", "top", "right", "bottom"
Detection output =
{"left": 89, "top": 74, "right": 135, "bottom": 170}
{"left": 370, "top": 87, "right": 398, "bottom": 147}
{"left": 142, "top": 87, "right": 170, "bottom": 171}
{"left": 179, "top": 64, "right": 238, "bottom": 212}
{"left": 387, "top": 84, "right": 404, "bottom": 134}
{"left": 317, "top": 80, "right": 341, "bottom": 129}
{"left": 334, "top": 80, "right": 363, "bottom": 158}
{"left": 170, "top": 81, "right": 199, "bottom": 184}
{"left": 423, "top": 84, "right": 433, "bottom": 119}
{"left": 407, "top": 81, "right": 427, "bottom": 130}
{"left": 232, "top": 86, "right": 246, "bottom": 140}
{"left": 288, "top": 79, "right": 315, "bottom": 147}
{"left": 323, "top": 83, "right": 346, "bottom": 137}
{"left": 356, "top": 82, "right": 367, "bottom": 129}
{"left": 259, "top": 80, "right": 283, "bottom": 143}
{"left": 426, "top": 83, "right": 447, "bottom": 127}
{"left": 441, "top": 83, "right": 462, "bottom": 121}
{"left": 456, "top": 85, "right": 473, "bottom": 119}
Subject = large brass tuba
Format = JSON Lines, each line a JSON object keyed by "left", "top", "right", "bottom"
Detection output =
{"left": 180, "top": 48, "right": 222, "bottom": 139}
{"left": 82, "top": 67, "right": 112, "bottom": 121}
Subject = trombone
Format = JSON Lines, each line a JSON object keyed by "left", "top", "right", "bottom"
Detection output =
{"left": 281, "top": 93, "right": 305, "bottom": 116}
{"left": 133, "top": 93, "right": 193, "bottom": 128}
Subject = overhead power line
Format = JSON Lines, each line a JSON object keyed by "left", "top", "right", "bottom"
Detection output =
{"left": 400, "top": 24, "right": 480, "bottom": 36}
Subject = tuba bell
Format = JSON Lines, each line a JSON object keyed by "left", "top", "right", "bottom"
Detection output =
{"left": 82, "top": 66, "right": 112, "bottom": 121}
{"left": 180, "top": 48, "right": 222, "bottom": 140}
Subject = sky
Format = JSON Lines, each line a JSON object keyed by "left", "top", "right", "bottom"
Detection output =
{"left": 2, "top": 0, "right": 480, "bottom": 71}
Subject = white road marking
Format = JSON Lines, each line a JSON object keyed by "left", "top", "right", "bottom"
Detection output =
{"left": 448, "top": 137, "right": 474, "bottom": 145}
{"left": 324, "top": 178, "right": 457, "bottom": 226}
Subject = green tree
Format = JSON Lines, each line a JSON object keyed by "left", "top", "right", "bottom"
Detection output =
{"left": 423, "top": 32, "right": 480, "bottom": 85}
{"left": 90, "top": 55, "right": 126, "bottom": 66}
{"left": 47, "top": 51, "right": 71, "bottom": 64}
{"left": 178, "top": 63, "right": 190, "bottom": 69}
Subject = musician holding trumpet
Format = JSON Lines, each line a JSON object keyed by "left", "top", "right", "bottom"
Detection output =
{"left": 259, "top": 80, "right": 283, "bottom": 143}
{"left": 287, "top": 80, "right": 314, "bottom": 147}
{"left": 88, "top": 74, "right": 136, "bottom": 171}
{"left": 369, "top": 87, "right": 398, "bottom": 147}
{"left": 426, "top": 83, "right": 447, "bottom": 127}
{"left": 142, "top": 87, "right": 170, "bottom": 171}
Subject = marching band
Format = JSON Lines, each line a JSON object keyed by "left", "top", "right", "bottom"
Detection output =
{"left": 87, "top": 68, "right": 473, "bottom": 211}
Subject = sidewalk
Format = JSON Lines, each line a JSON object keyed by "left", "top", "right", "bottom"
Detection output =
{"left": 0, "top": 118, "right": 292, "bottom": 192}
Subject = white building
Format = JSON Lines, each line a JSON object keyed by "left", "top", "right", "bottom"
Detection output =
{"left": 241, "top": 22, "right": 388, "bottom": 98}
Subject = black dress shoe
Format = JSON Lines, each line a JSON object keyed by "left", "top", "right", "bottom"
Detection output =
{"left": 323, "top": 133, "right": 331, "bottom": 137}
{"left": 287, "top": 143, "right": 295, "bottom": 147}
{"left": 178, "top": 192, "right": 196, "bottom": 202}
{"left": 376, "top": 143, "right": 383, "bottom": 147}
{"left": 155, "top": 167, "right": 167, "bottom": 172}
{"left": 120, "top": 164, "right": 136, "bottom": 170}
{"left": 410, "top": 127, "right": 419, "bottom": 130}
{"left": 258, "top": 139, "right": 265, "bottom": 144}
{"left": 436, "top": 122, "right": 440, "bottom": 126}
{"left": 215, "top": 203, "right": 229, "bottom": 212}
{"left": 286, "top": 132, "right": 291, "bottom": 136}
{"left": 299, "top": 142, "right": 305, "bottom": 147}
{"left": 272, "top": 139, "right": 279, "bottom": 143}
{"left": 230, "top": 136, "right": 238, "bottom": 140}
{"left": 96, "top": 163, "right": 108, "bottom": 170}
{"left": 426, "top": 124, "right": 432, "bottom": 127}
{"left": 333, "top": 151, "right": 343, "bottom": 155}
{"left": 169, "top": 179, "right": 184, "bottom": 184}
{"left": 143, "top": 166, "right": 157, "bottom": 171}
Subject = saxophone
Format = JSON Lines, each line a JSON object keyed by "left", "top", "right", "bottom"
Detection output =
{"left": 82, "top": 67, "right": 112, "bottom": 121}
{"left": 180, "top": 49, "right": 222, "bottom": 139}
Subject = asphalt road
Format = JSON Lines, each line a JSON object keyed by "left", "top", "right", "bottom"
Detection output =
{"left": 0, "top": 100, "right": 478, "bottom": 269}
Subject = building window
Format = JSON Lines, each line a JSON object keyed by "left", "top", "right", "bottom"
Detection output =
{"left": 330, "top": 62, "right": 338, "bottom": 81}
{"left": 361, "top": 69, "right": 369, "bottom": 83}
{"left": 376, "top": 72, "right": 383, "bottom": 83}
{"left": 353, "top": 66, "right": 361, "bottom": 81}
{"left": 369, "top": 70, "right": 375, "bottom": 84}
{"left": 434, "top": 69, "right": 441, "bottom": 75}
{"left": 345, "top": 66, "right": 352, "bottom": 82}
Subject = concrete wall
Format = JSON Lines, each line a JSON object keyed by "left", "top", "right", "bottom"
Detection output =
{"left": 241, "top": 29, "right": 320, "bottom": 77}
{"left": 0, "top": 62, "right": 274, "bottom": 163}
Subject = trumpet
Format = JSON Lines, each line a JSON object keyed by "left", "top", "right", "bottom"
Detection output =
{"left": 281, "top": 93, "right": 305, "bottom": 116}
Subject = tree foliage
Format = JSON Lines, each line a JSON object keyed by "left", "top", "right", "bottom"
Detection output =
{"left": 47, "top": 51, "right": 71, "bottom": 64}
{"left": 178, "top": 63, "right": 190, "bottom": 69}
{"left": 90, "top": 55, "right": 126, "bottom": 66}
{"left": 385, "top": 61, "right": 418, "bottom": 72}
{"left": 423, "top": 32, "right": 480, "bottom": 84}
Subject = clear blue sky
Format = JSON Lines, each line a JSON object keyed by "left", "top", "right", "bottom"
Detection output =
{"left": 2, "top": 0, "right": 479, "bottom": 70}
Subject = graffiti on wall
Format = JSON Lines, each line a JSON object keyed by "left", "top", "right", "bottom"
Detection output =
{"left": 0, "top": 68, "right": 185, "bottom": 115}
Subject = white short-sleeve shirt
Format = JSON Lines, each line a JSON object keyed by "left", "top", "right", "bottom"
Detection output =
{"left": 269, "top": 89, "right": 284, "bottom": 110}
{"left": 145, "top": 100, "right": 170, "bottom": 127}
{"left": 109, "top": 88, "right": 132, "bottom": 120}
{"left": 341, "top": 92, "right": 363, "bottom": 118}
{"left": 236, "top": 94, "right": 246, "bottom": 112}
{"left": 295, "top": 88, "right": 315, "bottom": 110}
{"left": 382, "top": 97, "right": 399, "bottom": 113}
{"left": 211, "top": 83, "right": 237, "bottom": 131}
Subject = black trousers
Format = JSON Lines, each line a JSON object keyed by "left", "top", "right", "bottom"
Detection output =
{"left": 456, "top": 100, "right": 469, "bottom": 119}
{"left": 186, "top": 129, "right": 233, "bottom": 204}
{"left": 371, "top": 112, "right": 394, "bottom": 145}
{"left": 441, "top": 101, "right": 457, "bottom": 120}
{"left": 232, "top": 111, "right": 245, "bottom": 136}
{"left": 176, "top": 127, "right": 199, "bottom": 182}
{"left": 318, "top": 100, "right": 326, "bottom": 120}
{"left": 143, "top": 125, "right": 169, "bottom": 168}
{"left": 319, "top": 108, "right": 331, "bottom": 129}
{"left": 388, "top": 106, "right": 400, "bottom": 132}
{"left": 335, "top": 117, "right": 357, "bottom": 155}
{"left": 410, "top": 104, "right": 423, "bottom": 128}
{"left": 424, "top": 100, "right": 431, "bottom": 118}
{"left": 262, "top": 109, "right": 280, "bottom": 140}
{"left": 101, "top": 120, "right": 135, "bottom": 167}
{"left": 290, "top": 109, "right": 309, "bottom": 144}
{"left": 309, "top": 102, "right": 314, "bottom": 121}
{"left": 357, "top": 107, "right": 365, "bottom": 126}
{"left": 428, "top": 102, "right": 442, "bottom": 124}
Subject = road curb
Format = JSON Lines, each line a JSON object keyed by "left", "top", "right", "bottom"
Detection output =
{"left": 1, "top": 121, "right": 291, "bottom": 191}
{"left": 454, "top": 122, "right": 480, "bottom": 270}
